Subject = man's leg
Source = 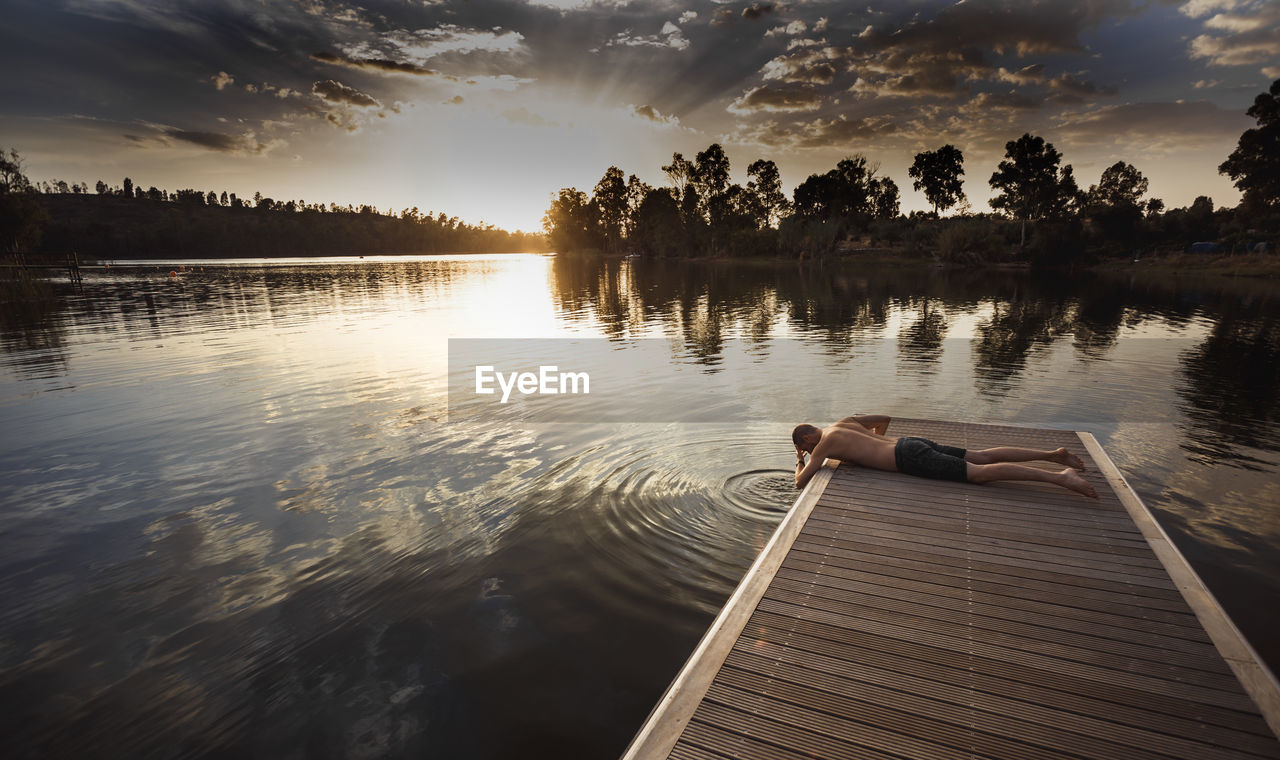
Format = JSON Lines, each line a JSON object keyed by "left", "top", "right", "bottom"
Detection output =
{"left": 965, "top": 446, "right": 1085, "bottom": 470}
{"left": 966, "top": 461, "right": 1097, "bottom": 498}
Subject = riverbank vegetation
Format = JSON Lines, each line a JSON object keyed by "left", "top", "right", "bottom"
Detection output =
{"left": 0, "top": 150, "right": 544, "bottom": 259}
{"left": 544, "top": 80, "right": 1280, "bottom": 269}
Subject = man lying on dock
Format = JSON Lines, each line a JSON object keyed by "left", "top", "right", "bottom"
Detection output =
{"left": 792, "top": 415, "right": 1097, "bottom": 498}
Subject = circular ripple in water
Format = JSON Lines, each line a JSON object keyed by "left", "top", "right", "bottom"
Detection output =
{"left": 721, "top": 468, "right": 797, "bottom": 518}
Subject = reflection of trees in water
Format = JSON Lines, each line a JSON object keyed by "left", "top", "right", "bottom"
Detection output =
{"left": 1178, "top": 312, "right": 1280, "bottom": 466}
{"left": 898, "top": 297, "right": 948, "bottom": 369}
{"left": 972, "top": 296, "right": 1076, "bottom": 396}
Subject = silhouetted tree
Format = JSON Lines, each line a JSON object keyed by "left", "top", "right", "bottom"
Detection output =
{"left": 908, "top": 145, "right": 965, "bottom": 215}
{"left": 793, "top": 155, "right": 894, "bottom": 225}
{"left": 591, "top": 166, "right": 628, "bottom": 252}
{"left": 543, "top": 187, "right": 601, "bottom": 252}
{"left": 1219, "top": 78, "right": 1280, "bottom": 211}
{"left": 122, "top": 177, "right": 133, "bottom": 198}
{"left": 1088, "top": 161, "right": 1148, "bottom": 208}
{"left": 0, "top": 149, "right": 47, "bottom": 251}
{"left": 95, "top": 180, "right": 108, "bottom": 195}
{"left": 692, "top": 144, "right": 730, "bottom": 206}
{"left": 747, "top": 158, "right": 789, "bottom": 227}
{"left": 989, "top": 133, "right": 1081, "bottom": 246}
{"left": 631, "top": 187, "right": 684, "bottom": 257}
{"left": 1086, "top": 161, "right": 1149, "bottom": 253}
{"left": 661, "top": 152, "right": 695, "bottom": 198}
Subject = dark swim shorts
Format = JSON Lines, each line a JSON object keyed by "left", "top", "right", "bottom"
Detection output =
{"left": 894, "top": 437, "right": 969, "bottom": 482}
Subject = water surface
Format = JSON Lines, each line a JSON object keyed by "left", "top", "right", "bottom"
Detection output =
{"left": 1, "top": 254, "right": 1277, "bottom": 758}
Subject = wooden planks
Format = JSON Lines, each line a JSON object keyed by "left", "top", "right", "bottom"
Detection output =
{"left": 621, "top": 418, "right": 1280, "bottom": 760}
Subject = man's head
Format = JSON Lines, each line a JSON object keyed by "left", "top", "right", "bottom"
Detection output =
{"left": 792, "top": 423, "right": 821, "bottom": 453}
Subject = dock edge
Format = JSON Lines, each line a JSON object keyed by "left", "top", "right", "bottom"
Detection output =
{"left": 618, "top": 459, "right": 838, "bottom": 760}
{"left": 1078, "top": 431, "right": 1280, "bottom": 740}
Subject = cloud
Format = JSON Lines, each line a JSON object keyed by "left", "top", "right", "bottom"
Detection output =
{"left": 347, "top": 24, "right": 527, "bottom": 65}
{"left": 1186, "top": 0, "right": 1280, "bottom": 75}
{"left": 765, "top": 20, "right": 807, "bottom": 37}
{"left": 631, "top": 103, "right": 681, "bottom": 127}
{"left": 209, "top": 71, "right": 234, "bottom": 91}
{"left": 148, "top": 126, "right": 280, "bottom": 155}
{"left": 443, "top": 95, "right": 464, "bottom": 105}
{"left": 1181, "top": 0, "right": 1241, "bottom": 18}
{"left": 761, "top": 48, "right": 840, "bottom": 84}
{"left": 727, "top": 115, "right": 896, "bottom": 149}
{"left": 1047, "top": 72, "right": 1118, "bottom": 103}
{"left": 741, "top": 4, "right": 775, "bottom": 22}
{"left": 606, "top": 23, "right": 690, "bottom": 50}
{"left": 728, "top": 84, "right": 823, "bottom": 114}
{"left": 995, "top": 64, "right": 1046, "bottom": 85}
{"left": 311, "top": 51, "right": 444, "bottom": 77}
{"left": 847, "top": 48, "right": 989, "bottom": 96}
{"left": 312, "top": 79, "right": 381, "bottom": 108}
{"left": 678, "top": 11, "right": 697, "bottom": 24}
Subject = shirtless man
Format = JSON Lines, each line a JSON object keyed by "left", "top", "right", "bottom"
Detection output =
{"left": 792, "top": 414, "right": 1097, "bottom": 498}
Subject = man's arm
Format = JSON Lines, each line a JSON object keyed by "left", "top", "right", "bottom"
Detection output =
{"left": 838, "top": 414, "right": 891, "bottom": 435}
{"left": 795, "top": 444, "right": 827, "bottom": 490}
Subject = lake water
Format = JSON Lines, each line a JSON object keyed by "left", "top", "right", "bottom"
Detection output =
{"left": 1, "top": 253, "right": 1277, "bottom": 758}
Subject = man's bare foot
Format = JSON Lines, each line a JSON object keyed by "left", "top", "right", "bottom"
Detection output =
{"left": 1058, "top": 468, "right": 1098, "bottom": 498}
{"left": 1050, "top": 447, "right": 1087, "bottom": 471}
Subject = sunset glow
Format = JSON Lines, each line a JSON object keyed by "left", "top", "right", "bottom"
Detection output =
{"left": 3, "top": 0, "right": 1276, "bottom": 232}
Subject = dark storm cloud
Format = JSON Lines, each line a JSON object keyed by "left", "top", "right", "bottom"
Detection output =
{"left": 162, "top": 127, "right": 270, "bottom": 154}
{"left": 728, "top": 84, "right": 824, "bottom": 114}
{"left": 311, "top": 51, "right": 444, "bottom": 77}
{"left": 741, "top": 4, "right": 775, "bottom": 22}
{"left": 312, "top": 79, "right": 381, "bottom": 108}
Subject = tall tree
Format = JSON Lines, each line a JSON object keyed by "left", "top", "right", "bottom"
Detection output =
{"left": 590, "top": 166, "right": 628, "bottom": 252}
{"left": 1086, "top": 161, "right": 1149, "bottom": 252}
{"left": 747, "top": 158, "right": 790, "bottom": 227}
{"left": 908, "top": 145, "right": 965, "bottom": 215}
{"left": 122, "top": 177, "right": 133, "bottom": 198}
{"left": 1087, "top": 161, "right": 1148, "bottom": 208}
{"left": 692, "top": 143, "right": 730, "bottom": 202}
{"left": 661, "top": 152, "right": 695, "bottom": 197}
{"left": 1219, "top": 78, "right": 1280, "bottom": 210}
{"left": 870, "top": 176, "right": 900, "bottom": 219}
{"left": 625, "top": 174, "right": 650, "bottom": 239}
{"left": 989, "top": 133, "right": 1081, "bottom": 245}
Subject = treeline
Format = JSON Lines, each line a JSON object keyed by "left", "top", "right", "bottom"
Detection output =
{"left": 1, "top": 156, "right": 545, "bottom": 258}
{"left": 544, "top": 80, "right": 1280, "bottom": 264}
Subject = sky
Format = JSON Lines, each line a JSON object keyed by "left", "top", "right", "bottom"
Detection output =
{"left": 2, "top": 0, "right": 1277, "bottom": 232}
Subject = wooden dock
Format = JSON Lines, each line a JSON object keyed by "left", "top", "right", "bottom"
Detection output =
{"left": 622, "top": 419, "right": 1280, "bottom": 760}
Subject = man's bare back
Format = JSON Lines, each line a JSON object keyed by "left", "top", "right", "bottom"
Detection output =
{"left": 792, "top": 414, "right": 1096, "bottom": 498}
